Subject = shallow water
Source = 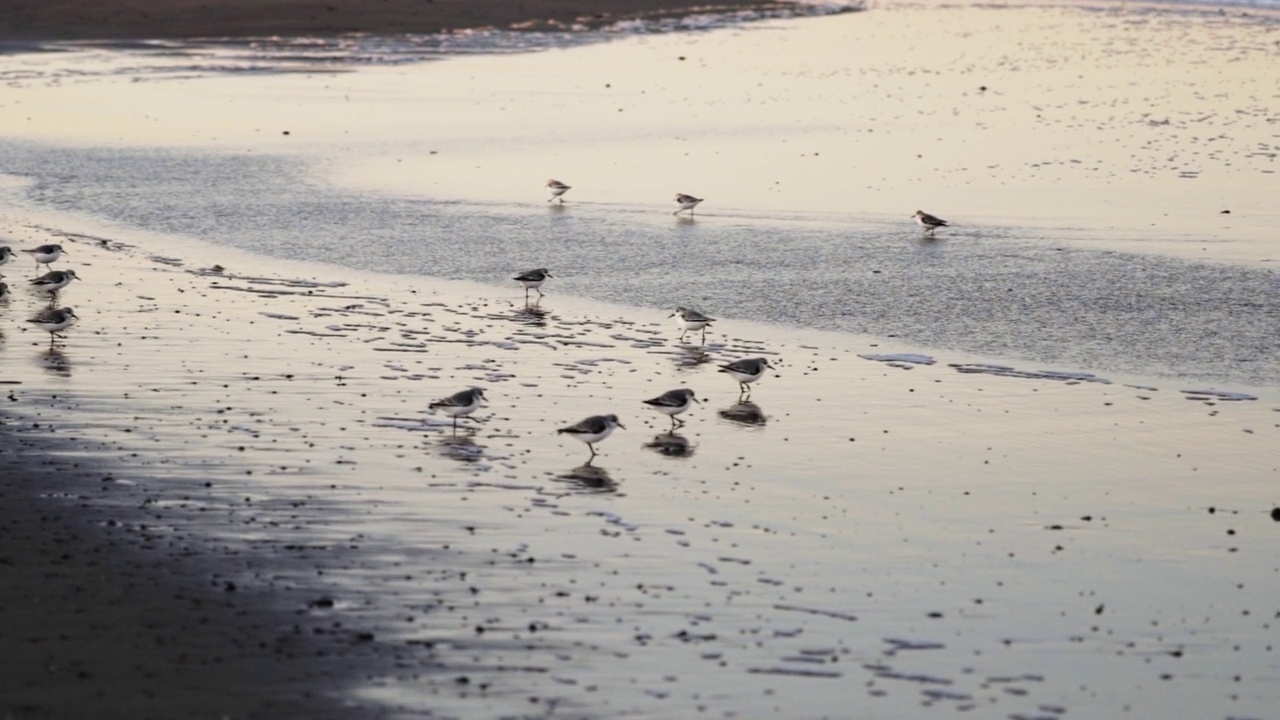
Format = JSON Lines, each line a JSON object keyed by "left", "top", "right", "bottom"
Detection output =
{"left": 2, "top": 143, "right": 1277, "bottom": 388}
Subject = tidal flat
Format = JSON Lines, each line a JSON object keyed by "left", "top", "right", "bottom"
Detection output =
{"left": 1, "top": 1, "right": 1278, "bottom": 718}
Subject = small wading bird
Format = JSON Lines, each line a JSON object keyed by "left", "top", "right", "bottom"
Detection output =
{"left": 546, "top": 179, "right": 571, "bottom": 203}
{"left": 29, "top": 269, "right": 79, "bottom": 294}
{"left": 669, "top": 306, "right": 714, "bottom": 343}
{"left": 673, "top": 193, "right": 703, "bottom": 216}
{"left": 28, "top": 306, "right": 78, "bottom": 344}
{"left": 23, "top": 243, "right": 65, "bottom": 270}
{"left": 913, "top": 210, "right": 949, "bottom": 234}
{"left": 558, "top": 414, "right": 625, "bottom": 460}
{"left": 428, "top": 387, "right": 486, "bottom": 430}
{"left": 0, "top": 245, "right": 14, "bottom": 274}
{"left": 0, "top": 282, "right": 9, "bottom": 299}
{"left": 719, "top": 356, "right": 772, "bottom": 396}
{"left": 514, "top": 268, "right": 553, "bottom": 301}
{"left": 643, "top": 388, "right": 699, "bottom": 429}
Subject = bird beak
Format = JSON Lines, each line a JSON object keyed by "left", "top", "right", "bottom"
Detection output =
{"left": 691, "top": 397, "right": 701, "bottom": 404}
{"left": 618, "top": 422, "right": 627, "bottom": 430}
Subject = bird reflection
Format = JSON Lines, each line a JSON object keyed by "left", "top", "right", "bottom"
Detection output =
{"left": 556, "top": 463, "right": 618, "bottom": 494}
{"left": 644, "top": 432, "right": 695, "bottom": 458}
{"left": 38, "top": 347, "right": 72, "bottom": 376}
{"left": 673, "top": 344, "right": 712, "bottom": 369}
{"left": 718, "top": 401, "right": 766, "bottom": 427}
{"left": 512, "top": 302, "right": 549, "bottom": 328}
{"left": 436, "top": 434, "right": 485, "bottom": 463}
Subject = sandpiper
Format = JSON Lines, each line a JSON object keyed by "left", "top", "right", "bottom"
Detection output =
{"left": 719, "top": 357, "right": 772, "bottom": 395}
{"left": 913, "top": 210, "right": 949, "bottom": 234}
{"left": 669, "top": 306, "right": 714, "bottom": 343}
{"left": 428, "top": 387, "right": 486, "bottom": 430}
{"left": 29, "top": 269, "right": 79, "bottom": 293}
{"left": 0, "top": 246, "right": 14, "bottom": 274}
{"left": 547, "top": 179, "right": 571, "bottom": 203}
{"left": 643, "top": 388, "right": 699, "bottom": 428}
{"left": 558, "top": 414, "right": 625, "bottom": 459}
{"left": 674, "top": 193, "right": 704, "bottom": 216}
{"left": 22, "top": 243, "right": 65, "bottom": 270}
{"left": 28, "top": 306, "right": 78, "bottom": 343}
{"left": 514, "top": 268, "right": 553, "bottom": 301}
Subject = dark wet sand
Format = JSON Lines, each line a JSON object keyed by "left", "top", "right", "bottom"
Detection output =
{"left": 0, "top": 0, "right": 782, "bottom": 40}
{"left": 0, "top": 409, "right": 393, "bottom": 719}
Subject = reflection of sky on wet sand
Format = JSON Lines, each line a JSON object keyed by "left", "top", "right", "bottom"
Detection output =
{"left": 2, "top": 203, "right": 1277, "bottom": 719}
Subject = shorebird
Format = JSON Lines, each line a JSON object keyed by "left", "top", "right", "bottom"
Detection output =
{"left": 514, "top": 268, "right": 553, "bottom": 300}
{"left": 913, "top": 210, "right": 949, "bottom": 234}
{"left": 719, "top": 357, "right": 772, "bottom": 395}
{"left": 428, "top": 387, "right": 486, "bottom": 430}
{"left": 643, "top": 388, "right": 699, "bottom": 428}
{"left": 546, "top": 179, "right": 571, "bottom": 203}
{"left": 669, "top": 306, "right": 714, "bottom": 343}
{"left": 22, "top": 243, "right": 65, "bottom": 270}
{"left": 0, "top": 282, "right": 8, "bottom": 299}
{"left": 28, "top": 306, "right": 78, "bottom": 344}
{"left": 0, "top": 246, "right": 14, "bottom": 274}
{"left": 558, "top": 414, "right": 625, "bottom": 459}
{"left": 674, "top": 193, "right": 704, "bottom": 216}
{"left": 29, "top": 269, "right": 79, "bottom": 294}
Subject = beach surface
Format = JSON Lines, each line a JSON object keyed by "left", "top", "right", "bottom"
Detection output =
{"left": 0, "top": 0, "right": 793, "bottom": 40}
{"left": 2, "top": 1, "right": 1279, "bottom": 718}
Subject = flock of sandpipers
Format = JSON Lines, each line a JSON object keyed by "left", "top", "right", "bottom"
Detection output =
{"left": 2, "top": 184, "right": 949, "bottom": 462}
{"left": 550, "top": 179, "right": 951, "bottom": 231}
{"left": 433, "top": 180, "right": 950, "bottom": 461}
{"left": 0, "top": 243, "right": 79, "bottom": 344}
{"left": 435, "top": 261, "right": 774, "bottom": 461}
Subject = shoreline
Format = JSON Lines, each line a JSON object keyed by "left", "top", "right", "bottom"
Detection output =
{"left": 0, "top": 0, "right": 825, "bottom": 41}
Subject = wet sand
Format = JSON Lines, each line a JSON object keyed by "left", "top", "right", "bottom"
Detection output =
{"left": 2, "top": 212, "right": 1277, "bottom": 717}
{"left": 2, "top": 0, "right": 1280, "bottom": 717}
{"left": 0, "top": 0, "right": 785, "bottom": 40}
